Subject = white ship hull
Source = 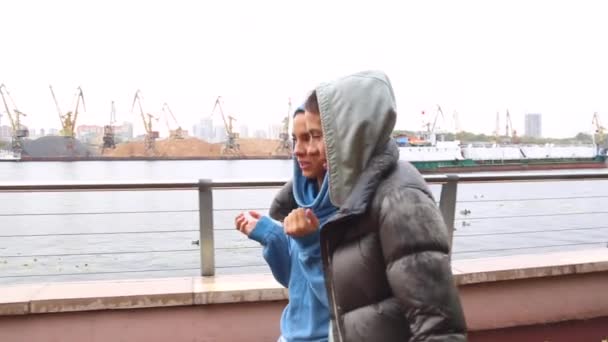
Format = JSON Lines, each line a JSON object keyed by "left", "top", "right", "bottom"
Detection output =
{"left": 0, "top": 150, "right": 21, "bottom": 161}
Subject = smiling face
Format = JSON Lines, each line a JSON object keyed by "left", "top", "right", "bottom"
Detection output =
{"left": 292, "top": 113, "right": 325, "bottom": 179}
{"left": 304, "top": 111, "right": 327, "bottom": 186}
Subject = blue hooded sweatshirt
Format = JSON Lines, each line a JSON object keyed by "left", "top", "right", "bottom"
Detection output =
{"left": 249, "top": 160, "right": 337, "bottom": 342}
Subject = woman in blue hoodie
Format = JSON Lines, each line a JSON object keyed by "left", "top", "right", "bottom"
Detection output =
{"left": 235, "top": 105, "right": 337, "bottom": 342}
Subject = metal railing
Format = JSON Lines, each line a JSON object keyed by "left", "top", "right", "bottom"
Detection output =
{"left": 1, "top": 170, "right": 608, "bottom": 279}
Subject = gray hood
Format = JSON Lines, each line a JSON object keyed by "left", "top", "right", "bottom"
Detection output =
{"left": 315, "top": 70, "right": 397, "bottom": 207}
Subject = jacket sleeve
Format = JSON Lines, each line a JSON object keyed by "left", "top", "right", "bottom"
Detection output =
{"left": 377, "top": 186, "right": 467, "bottom": 341}
{"left": 269, "top": 180, "right": 297, "bottom": 222}
{"left": 249, "top": 216, "right": 292, "bottom": 287}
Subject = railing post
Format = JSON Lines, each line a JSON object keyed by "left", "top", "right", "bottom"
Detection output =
{"left": 198, "top": 179, "right": 215, "bottom": 276}
{"left": 439, "top": 175, "right": 459, "bottom": 252}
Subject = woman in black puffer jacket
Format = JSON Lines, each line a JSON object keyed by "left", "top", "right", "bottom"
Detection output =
{"left": 289, "top": 70, "right": 468, "bottom": 342}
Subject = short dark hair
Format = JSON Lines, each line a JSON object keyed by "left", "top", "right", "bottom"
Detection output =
{"left": 304, "top": 91, "right": 320, "bottom": 114}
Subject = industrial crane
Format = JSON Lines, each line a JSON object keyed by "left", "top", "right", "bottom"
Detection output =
{"left": 453, "top": 110, "right": 461, "bottom": 134}
{"left": 0, "top": 84, "right": 29, "bottom": 154}
{"left": 161, "top": 103, "right": 185, "bottom": 139}
{"left": 494, "top": 111, "right": 501, "bottom": 143}
{"left": 592, "top": 112, "right": 606, "bottom": 150}
{"left": 102, "top": 101, "right": 117, "bottom": 151}
{"left": 275, "top": 98, "right": 292, "bottom": 155}
{"left": 211, "top": 96, "right": 240, "bottom": 155}
{"left": 427, "top": 104, "right": 445, "bottom": 144}
{"left": 131, "top": 90, "right": 159, "bottom": 155}
{"left": 49, "top": 85, "right": 86, "bottom": 139}
{"left": 505, "top": 109, "right": 518, "bottom": 143}
{"left": 418, "top": 105, "right": 445, "bottom": 145}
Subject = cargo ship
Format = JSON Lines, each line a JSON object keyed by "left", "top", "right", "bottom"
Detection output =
{"left": 0, "top": 149, "right": 20, "bottom": 161}
{"left": 400, "top": 141, "right": 607, "bottom": 173}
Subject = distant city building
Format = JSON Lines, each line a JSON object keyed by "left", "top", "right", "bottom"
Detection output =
{"left": 28, "top": 128, "right": 37, "bottom": 137}
{"left": 77, "top": 125, "right": 104, "bottom": 139}
{"left": 115, "top": 122, "right": 134, "bottom": 141}
{"left": 48, "top": 128, "right": 60, "bottom": 136}
{"left": 525, "top": 113, "right": 542, "bottom": 138}
{"left": 267, "top": 124, "right": 283, "bottom": 139}
{"left": 193, "top": 116, "right": 214, "bottom": 141}
{"left": 214, "top": 124, "right": 227, "bottom": 142}
{"left": 77, "top": 125, "right": 104, "bottom": 144}
{"left": 254, "top": 129, "right": 268, "bottom": 139}
{"left": 239, "top": 125, "right": 249, "bottom": 138}
{"left": 0, "top": 125, "right": 11, "bottom": 139}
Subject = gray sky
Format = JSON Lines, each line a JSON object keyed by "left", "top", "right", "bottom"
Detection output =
{"left": 1, "top": 0, "right": 607, "bottom": 138}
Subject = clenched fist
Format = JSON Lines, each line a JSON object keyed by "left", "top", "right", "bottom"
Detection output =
{"left": 284, "top": 208, "right": 320, "bottom": 238}
{"left": 235, "top": 211, "right": 261, "bottom": 236}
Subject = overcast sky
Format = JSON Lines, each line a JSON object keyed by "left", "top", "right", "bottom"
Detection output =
{"left": 1, "top": 0, "right": 607, "bottom": 138}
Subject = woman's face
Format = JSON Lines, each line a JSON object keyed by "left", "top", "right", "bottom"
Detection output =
{"left": 304, "top": 111, "right": 327, "bottom": 178}
{"left": 292, "top": 113, "right": 323, "bottom": 179}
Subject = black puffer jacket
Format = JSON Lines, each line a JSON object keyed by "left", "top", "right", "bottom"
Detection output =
{"left": 269, "top": 143, "right": 467, "bottom": 341}
{"left": 270, "top": 70, "right": 467, "bottom": 341}
{"left": 320, "top": 142, "right": 467, "bottom": 341}
{"left": 269, "top": 180, "right": 296, "bottom": 222}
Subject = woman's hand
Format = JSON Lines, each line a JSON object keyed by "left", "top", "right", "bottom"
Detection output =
{"left": 235, "top": 211, "right": 261, "bottom": 236}
{"left": 284, "top": 208, "right": 319, "bottom": 237}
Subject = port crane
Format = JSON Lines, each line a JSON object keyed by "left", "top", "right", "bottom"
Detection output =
{"left": 131, "top": 90, "right": 159, "bottom": 155}
{"left": 429, "top": 105, "right": 445, "bottom": 134}
{"left": 453, "top": 110, "right": 461, "bottom": 134}
{"left": 494, "top": 111, "right": 501, "bottom": 143}
{"left": 422, "top": 105, "right": 445, "bottom": 144}
{"left": 49, "top": 85, "right": 85, "bottom": 139}
{"left": 275, "top": 98, "right": 292, "bottom": 155}
{"left": 102, "top": 101, "right": 117, "bottom": 152}
{"left": 0, "top": 84, "right": 29, "bottom": 154}
{"left": 161, "top": 103, "right": 185, "bottom": 139}
{"left": 210, "top": 96, "right": 240, "bottom": 155}
{"left": 504, "top": 109, "right": 518, "bottom": 143}
{"left": 592, "top": 112, "right": 606, "bottom": 150}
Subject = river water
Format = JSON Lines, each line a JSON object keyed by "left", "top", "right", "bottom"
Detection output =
{"left": 1, "top": 160, "right": 607, "bottom": 285}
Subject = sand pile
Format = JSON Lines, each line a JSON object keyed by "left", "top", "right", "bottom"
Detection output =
{"left": 238, "top": 138, "right": 285, "bottom": 156}
{"left": 103, "top": 137, "right": 286, "bottom": 158}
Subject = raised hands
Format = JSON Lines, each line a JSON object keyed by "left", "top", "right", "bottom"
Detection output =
{"left": 234, "top": 211, "right": 262, "bottom": 236}
{"left": 284, "top": 208, "right": 320, "bottom": 237}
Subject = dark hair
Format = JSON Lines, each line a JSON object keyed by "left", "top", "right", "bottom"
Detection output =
{"left": 304, "top": 91, "right": 320, "bottom": 114}
{"left": 293, "top": 107, "right": 305, "bottom": 117}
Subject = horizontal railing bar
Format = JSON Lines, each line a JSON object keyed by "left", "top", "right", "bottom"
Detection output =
{"left": 0, "top": 209, "right": 198, "bottom": 217}
{"left": 2, "top": 171, "right": 608, "bottom": 192}
{"left": 0, "top": 249, "right": 198, "bottom": 258}
{"left": 0, "top": 229, "right": 198, "bottom": 238}
{"left": 215, "top": 246, "right": 261, "bottom": 250}
{"left": 215, "top": 264, "right": 268, "bottom": 269}
{"left": 437, "top": 171, "right": 608, "bottom": 183}
{"left": 456, "top": 210, "right": 608, "bottom": 221}
{"left": 213, "top": 208, "right": 270, "bottom": 212}
{"left": 454, "top": 225, "right": 608, "bottom": 237}
{"left": 0, "top": 267, "right": 200, "bottom": 279}
{"left": 453, "top": 241, "right": 606, "bottom": 254}
{"left": 0, "top": 208, "right": 269, "bottom": 217}
{"left": 0, "top": 179, "right": 289, "bottom": 192}
{"left": 457, "top": 194, "right": 608, "bottom": 203}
